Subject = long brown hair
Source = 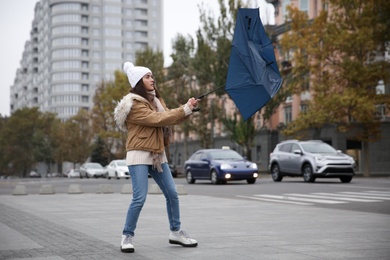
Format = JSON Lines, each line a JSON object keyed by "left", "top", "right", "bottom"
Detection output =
{"left": 130, "top": 77, "right": 161, "bottom": 102}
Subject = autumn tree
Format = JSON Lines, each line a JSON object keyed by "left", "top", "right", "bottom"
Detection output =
{"left": 92, "top": 71, "right": 129, "bottom": 160}
{"left": 56, "top": 109, "right": 94, "bottom": 167}
{"left": 280, "top": 0, "right": 390, "bottom": 176}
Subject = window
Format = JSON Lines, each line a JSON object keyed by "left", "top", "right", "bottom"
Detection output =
{"left": 104, "top": 17, "right": 121, "bottom": 25}
{"left": 282, "top": 0, "right": 291, "bottom": 22}
{"left": 92, "top": 17, "right": 100, "bottom": 25}
{"left": 279, "top": 143, "right": 292, "bottom": 152}
{"left": 105, "top": 39, "right": 121, "bottom": 48}
{"left": 93, "top": 40, "right": 100, "bottom": 47}
{"left": 135, "top": 31, "right": 147, "bottom": 38}
{"left": 52, "top": 37, "right": 80, "bottom": 46}
{"left": 81, "top": 27, "right": 89, "bottom": 34}
{"left": 104, "top": 6, "right": 121, "bottom": 14}
{"left": 52, "top": 60, "right": 80, "bottom": 69}
{"left": 52, "top": 14, "right": 80, "bottom": 24}
{"left": 105, "top": 28, "right": 121, "bottom": 36}
{"left": 300, "top": 104, "right": 308, "bottom": 113}
{"left": 81, "top": 15, "right": 88, "bottom": 23}
{"left": 284, "top": 106, "right": 292, "bottom": 124}
{"left": 82, "top": 73, "right": 89, "bottom": 80}
{"left": 291, "top": 144, "right": 300, "bottom": 153}
{"left": 300, "top": 0, "right": 309, "bottom": 14}
{"left": 81, "top": 4, "right": 88, "bottom": 11}
{"left": 52, "top": 26, "right": 80, "bottom": 35}
{"left": 82, "top": 84, "right": 89, "bottom": 92}
{"left": 92, "top": 5, "right": 99, "bottom": 13}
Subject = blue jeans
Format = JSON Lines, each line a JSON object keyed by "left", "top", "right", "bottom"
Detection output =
{"left": 123, "top": 163, "right": 181, "bottom": 236}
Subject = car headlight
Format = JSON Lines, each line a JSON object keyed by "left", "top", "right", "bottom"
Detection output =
{"left": 249, "top": 163, "right": 258, "bottom": 169}
{"left": 220, "top": 163, "right": 233, "bottom": 169}
{"left": 315, "top": 156, "right": 326, "bottom": 162}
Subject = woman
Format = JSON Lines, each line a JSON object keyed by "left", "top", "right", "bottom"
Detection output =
{"left": 114, "top": 62, "right": 199, "bottom": 253}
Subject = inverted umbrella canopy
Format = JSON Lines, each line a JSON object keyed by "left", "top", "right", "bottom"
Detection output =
{"left": 226, "top": 8, "right": 283, "bottom": 121}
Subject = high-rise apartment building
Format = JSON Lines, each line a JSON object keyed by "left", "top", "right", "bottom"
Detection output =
{"left": 10, "top": 0, "right": 163, "bottom": 120}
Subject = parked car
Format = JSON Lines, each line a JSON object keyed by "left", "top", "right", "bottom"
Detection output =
{"left": 79, "top": 162, "right": 107, "bottom": 178}
{"left": 269, "top": 140, "right": 356, "bottom": 183}
{"left": 106, "top": 160, "right": 130, "bottom": 179}
{"left": 184, "top": 148, "right": 259, "bottom": 184}
{"left": 169, "top": 164, "right": 178, "bottom": 178}
{"left": 66, "top": 169, "right": 81, "bottom": 178}
{"left": 29, "top": 171, "right": 41, "bottom": 178}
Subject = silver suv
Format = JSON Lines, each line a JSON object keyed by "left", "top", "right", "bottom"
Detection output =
{"left": 269, "top": 140, "right": 355, "bottom": 183}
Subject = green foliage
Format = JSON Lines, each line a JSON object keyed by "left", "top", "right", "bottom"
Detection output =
{"left": 222, "top": 113, "right": 255, "bottom": 159}
{"left": 0, "top": 108, "right": 59, "bottom": 176}
{"left": 90, "top": 136, "right": 109, "bottom": 166}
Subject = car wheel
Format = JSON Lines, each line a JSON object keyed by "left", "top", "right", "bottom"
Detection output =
{"left": 340, "top": 176, "right": 352, "bottom": 183}
{"left": 271, "top": 164, "right": 283, "bottom": 182}
{"left": 211, "top": 170, "right": 219, "bottom": 184}
{"left": 302, "top": 164, "right": 315, "bottom": 183}
{"left": 186, "top": 171, "right": 195, "bottom": 184}
{"left": 247, "top": 178, "right": 256, "bottom": 184}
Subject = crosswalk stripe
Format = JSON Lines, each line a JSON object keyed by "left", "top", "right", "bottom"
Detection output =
{"left": 283, "top": 193, "right": 381, "bottom": 202}
{"left": 362, "top": 191, "right": 390, "bottom": 196}
{"left": 314, "top": 192, "right": 390, "bottom": 200}
{"left": 236, "top": 195, "right": 312, "bottom": 206}
{"left": 338, "top": 192, "right": 390, "bottom": 200}
{"left": 254, "top": 194, "right": 345, "bottom": 204}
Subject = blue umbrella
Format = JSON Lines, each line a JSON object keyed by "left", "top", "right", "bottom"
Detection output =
{"left": 225, "top": 8, "right": 283, "bottom": 120}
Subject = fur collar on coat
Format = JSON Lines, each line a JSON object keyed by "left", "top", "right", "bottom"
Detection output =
{"left": 114, "top": 93, "right": 148, "bottom": 132}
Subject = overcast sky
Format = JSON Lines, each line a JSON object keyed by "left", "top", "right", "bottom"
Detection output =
{"left": 0, "top": 0, "right": 220, "bottom": 116}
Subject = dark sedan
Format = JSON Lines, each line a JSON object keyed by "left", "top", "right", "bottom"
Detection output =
{"left": 184, "top": 148, "right": 259, "bottom": 184}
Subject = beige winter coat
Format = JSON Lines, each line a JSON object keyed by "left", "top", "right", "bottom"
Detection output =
{"left": 114, "top": 93, "right": 189, "bottom": 153}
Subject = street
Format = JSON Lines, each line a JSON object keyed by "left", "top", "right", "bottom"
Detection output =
{"left": 1, "top": 175, "right": 390, "bottom": 215}
{"left": 1, "top": 175, "right": 390, "bottom": 259}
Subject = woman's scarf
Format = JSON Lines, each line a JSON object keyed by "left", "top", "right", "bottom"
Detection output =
{"left": 148, "top": 90, "right": 171, "bottom": 172}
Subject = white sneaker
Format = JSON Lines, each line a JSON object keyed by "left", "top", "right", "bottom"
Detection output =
{"left": 169, "top": 229, "right": 198, "bottom": 247}
{"left": 121, "top": 234, "right": 134, "bottom": 253}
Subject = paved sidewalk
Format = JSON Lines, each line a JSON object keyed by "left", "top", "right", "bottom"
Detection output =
{"left": 0, "top": 192, "right": 389, "bottom": 260}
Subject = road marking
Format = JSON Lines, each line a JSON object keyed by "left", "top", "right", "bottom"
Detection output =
{"left": 236, "top": 195, "right": 312, "bottom": 206}
{"left": 314, "top": 192, "right": 390, "bottom": 200}
{"left": 284, "top": 193, "right": 381, "bottom": 202}
{"left": 363, "top": 191, "right": 390, "bottom": 196}
{"left": 338, "top": 192, "right": 390, "bottom": 200}
{"left": 254, "top": 194, "right": 345, "bottom": 204}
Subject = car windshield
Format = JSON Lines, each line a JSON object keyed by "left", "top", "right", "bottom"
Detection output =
{"left": 117, "top": 161, "right": 126, "bottom": 166}
{"left": 88, "top": 163, "right": 103, "bottom": 169}
{"left": 301, "top": 143, "right": 337, "bottom": 154}
{"left": 209, "top": 150, "right": 243, "bottom": 160}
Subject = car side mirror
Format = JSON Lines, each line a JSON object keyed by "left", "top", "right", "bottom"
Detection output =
{"left": 293, "top": 149, "right": 302, "bottom": 155}
{"left": 336, "top": 150, "right": 342, "bottom": 153}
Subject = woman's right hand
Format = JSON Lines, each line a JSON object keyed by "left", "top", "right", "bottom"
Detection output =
{"left": 187, "top": 97, "right": 199, "bottom": 109}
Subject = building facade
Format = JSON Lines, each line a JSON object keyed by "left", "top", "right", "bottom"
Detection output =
{"left": 10, "top": 0, "right": 163, "bottom": 120}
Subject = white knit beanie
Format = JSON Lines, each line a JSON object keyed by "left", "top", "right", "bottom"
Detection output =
{"left": 123, "top": 62, "right": 152, "bottom": 88}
